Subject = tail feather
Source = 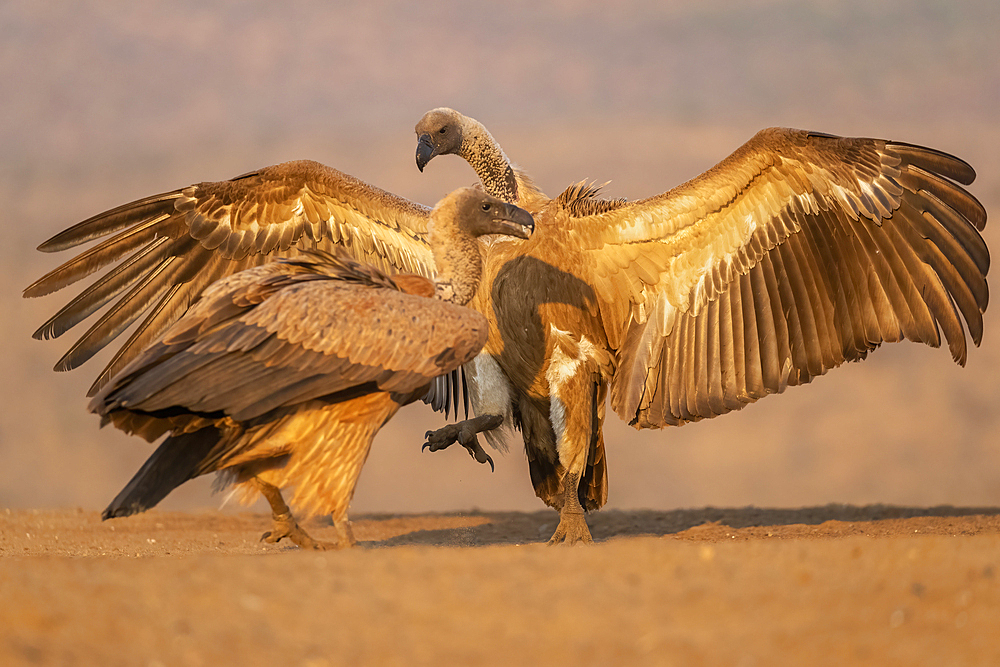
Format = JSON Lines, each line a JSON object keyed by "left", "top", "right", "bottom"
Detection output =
{"left": 102, "top": 429, "right": 219, "bottom": 519}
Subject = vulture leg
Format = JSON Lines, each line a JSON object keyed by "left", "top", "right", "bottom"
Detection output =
{"left": 423, "top": 413, "right": 502, "bottom": 471}
{"left": 547, "top": 470, "right": 592, "bottom": 545}
{"left": 545, "top": 348, "right": 610, "bottom": 545}
{"left": 255, "top": 478, "right": 354, "bottom": 550}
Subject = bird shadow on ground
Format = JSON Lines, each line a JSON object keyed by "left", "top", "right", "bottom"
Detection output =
{"left": 343, "top": 504, "right": 1000, "bottom": 548}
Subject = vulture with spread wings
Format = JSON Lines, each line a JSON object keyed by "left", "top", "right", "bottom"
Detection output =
{"left": 416, "top": 110, "right": 988, "bottom": 544}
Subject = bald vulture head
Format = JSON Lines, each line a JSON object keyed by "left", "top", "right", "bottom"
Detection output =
{"left": 416, "top": 108, "right": 527, "bottom": 206}
{"left": 431, "top": 186, "right": 533, "bottom": 239}
{"left": 428, "top": 187, "right": 533, "bottom": 305}
{"left": 415, "top": 108, "right": 467, "bottom": 172}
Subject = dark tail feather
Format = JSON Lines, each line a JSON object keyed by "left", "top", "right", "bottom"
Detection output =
{"left": 102, "top": 429, "right": 219, "bottom": 519}
{"left": 423, "top": 367, "right": 470, "bottom": 419}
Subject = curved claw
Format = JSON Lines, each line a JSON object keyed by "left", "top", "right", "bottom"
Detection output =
{"left": 260, "top": 518, "right": 345, "bottom": 550}
{"left": 424, "top": 424, "right": 462, "bottom": 453}
{"left": 465, "top": 440, "right": 495, "bottom": 472}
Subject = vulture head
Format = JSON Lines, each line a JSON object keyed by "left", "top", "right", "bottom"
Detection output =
{"left": 415, "top": 108, "right": 530, "bottom": 208}
{"left": 415, "top": 107, "right": 471, "bottom": 172}
{"left": 428, "top": 187, "right": 533, "bottom": 305}
{"left": 430, "top": 186, "right": 533, "bottom": 241}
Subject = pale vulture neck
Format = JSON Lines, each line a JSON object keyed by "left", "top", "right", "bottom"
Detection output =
{"left": 433, "top": 236, "right": 482, "bottom": 306}
{"left": 429, "top": 199, "right": 484, "bottom": 306}
{"left": 459, "top": 117, "right": 520, "bottom": 205}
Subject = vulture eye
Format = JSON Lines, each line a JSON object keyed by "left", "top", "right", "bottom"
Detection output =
{"left": 439, "top": 127, "right": 447, "bottom": 134}
{"left": 481, "top": 202, "right": 492, "bottom": 212}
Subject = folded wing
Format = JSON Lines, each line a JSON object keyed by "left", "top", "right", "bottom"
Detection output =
{"left": 91, "top": 254, "right": 488, "bottom": 443}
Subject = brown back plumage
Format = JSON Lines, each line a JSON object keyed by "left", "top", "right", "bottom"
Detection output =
{"left": 93, "top": 253, "right": 484, "bottom": 436}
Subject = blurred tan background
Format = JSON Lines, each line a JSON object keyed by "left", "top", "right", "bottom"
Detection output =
{"left": 2, "top": 0, "right": 998, "bottom": 517}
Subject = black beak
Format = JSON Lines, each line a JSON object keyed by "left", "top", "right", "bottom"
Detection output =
{"left": 415, "top": 134, "right": 436, "bottom": 172}
{"left": 492, "top": 203, "right": 534, "bottom": 240}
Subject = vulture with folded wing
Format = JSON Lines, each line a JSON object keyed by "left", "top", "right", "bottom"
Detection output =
{"left": 87, "top": 188, "right": 533, "bottom": 549}
{"left": 416, "top": 109, "right": 989, "bottom": 544}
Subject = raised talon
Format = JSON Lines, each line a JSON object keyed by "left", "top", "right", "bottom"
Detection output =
{"left": 424, "top": 415, "right": 504, "bottom": 472}
{"left": 424, "top": 424, "right": 494, "bottom": 471}
{"left": 424, "top": 424, "right": 463, "bottom": 452}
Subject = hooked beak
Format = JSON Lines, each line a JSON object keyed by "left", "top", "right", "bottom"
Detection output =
{"left": 490, "top": 202, "right": 534, "bottom": 240}
{"left": 415, "top": 134, "right": 436, "bottom": 172}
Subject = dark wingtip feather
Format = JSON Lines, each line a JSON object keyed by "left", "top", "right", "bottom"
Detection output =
{"left": 87, "top": 371, "right": 110, "bottom": 398}
{"left": 101, "top": 501, "right": 145, "bottom": 520}
{"left": 102, "top": 430, "right": 218, "bottom": 520}
{"left": 32, "top": 321, "right": 55, "bottom": 341}
{"left": 25, "top": 214, "right": 178, "bottom": 301}
{"left": 889, "top": 142, "right": 978, "bottom": 186}
{"left": 461, "top": 366, "right": 470, "bottom": 418}
{"left": 37, "top": 192, "right": 184, "bottom": 253}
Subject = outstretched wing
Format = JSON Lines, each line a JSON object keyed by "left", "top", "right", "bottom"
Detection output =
{"left": 91, "top": 257, "right": 488, "bottom": 441}
{"left": 574, "top": 128, "right": 988, "bottom": 428}
{"left": 24, "top": 160, "right": 435, "bottom": 395}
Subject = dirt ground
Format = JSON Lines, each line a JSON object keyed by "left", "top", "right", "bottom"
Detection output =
{"left": 3, "top": 507, "right": 998, "bottom": 666}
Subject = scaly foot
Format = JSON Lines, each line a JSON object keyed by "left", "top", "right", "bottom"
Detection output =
{"left": 547, "top": 471, "right": 593, "bottom": 545}
{"left": 547, "top": 510, "right": 594, "bottom": 545}
{"left": 254, "top": 477, "right": 354, "bottom": 550}
{"left": 261, "top": 511, "right": 351, "bottom": 550}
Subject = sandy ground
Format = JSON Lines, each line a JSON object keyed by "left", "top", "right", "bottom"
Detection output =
{"left": 3, "top": 507, "right": 999, "bottom": 666}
